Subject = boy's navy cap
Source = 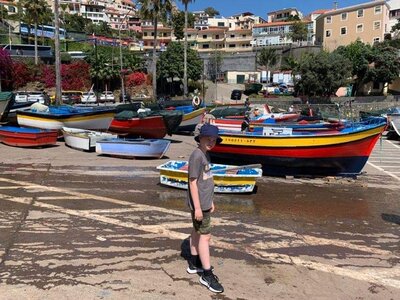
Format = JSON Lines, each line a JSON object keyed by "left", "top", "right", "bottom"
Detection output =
{"left": 194, "top": 123, "right": 222, "bottom": 144}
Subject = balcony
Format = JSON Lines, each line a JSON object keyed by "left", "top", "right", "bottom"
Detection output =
{"left": 225, "top": 36, "right": 252, "bottom": 42}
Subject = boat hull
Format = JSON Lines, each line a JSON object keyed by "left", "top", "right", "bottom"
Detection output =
{"left": 62, "top": 127, "right": 116, "bottom": 151}
{"left": 0, "top": 126, "right": 58, "bottom": 147}
{"left": 17, "top": 107, "right": 115, "bottom": 130}
{"left": 390, "top": 114, "right": 400, "bottom": 136}
{"left": 157, "top": 160, "right": 262, "bottom": 193}
{"left": 96, "top": 138, "right": 171, "bottom": 158}
{"left": 177, "top": 107, "right": 207, "bottom": 132}
{"left": 109, "top": 116, "right": 167, "bottom": 138}
{"left": 210, "top": 122, "right": 386, "bottom": 176}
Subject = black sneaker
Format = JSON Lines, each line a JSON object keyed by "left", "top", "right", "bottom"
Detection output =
{"left": 199, "top": 272, "right": 224, "bottom": 293}
{"left": 187, "top": 262, "right": 215, "bottom": 274}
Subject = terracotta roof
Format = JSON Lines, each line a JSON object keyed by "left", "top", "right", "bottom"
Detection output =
{"left": 253, "top": 20, "right": 311, "bottom": 28}
{"left": 311, "top": 9, "right": 331, "bottom": 14}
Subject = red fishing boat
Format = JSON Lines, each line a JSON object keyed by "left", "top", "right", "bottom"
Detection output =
{"left": 109, "top": 115, "right": 167, "bottom": 138}
{"left": 0, "top": 126, "right": 58, "bottom": 147}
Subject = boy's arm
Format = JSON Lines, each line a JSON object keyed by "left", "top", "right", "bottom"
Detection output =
{"left": 189, "top": 178, "right": 203, "bottom": 221}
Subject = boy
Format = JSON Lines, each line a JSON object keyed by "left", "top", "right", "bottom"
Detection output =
{"left": 186, "top": 123, "right": 224, "bottom": 294}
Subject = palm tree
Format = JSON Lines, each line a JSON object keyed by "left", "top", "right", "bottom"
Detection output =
{"left": 257, "top": 48, "right": 278, "bottom": 83}
{"left": 138, "top": 0, "right": 172, "bottom": 99}
{"left": 181, "top": 0, "right": 195, "bottom": 97}
{"left": 20, "top": 0, "right": 51, "bottom": 65}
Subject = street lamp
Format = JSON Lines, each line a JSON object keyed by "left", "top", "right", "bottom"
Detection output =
{"left": 118, "top": 8, "right": 134, "bottom": 103}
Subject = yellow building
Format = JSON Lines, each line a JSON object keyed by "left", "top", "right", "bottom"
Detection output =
{"left": 315, "top": 0, "right": 390, "bottom": 52}
{"left": 141, "top": 24, "right": 173, "bottom": 51}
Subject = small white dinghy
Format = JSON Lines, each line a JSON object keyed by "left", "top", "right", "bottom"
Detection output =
{"left": 157, "top": 160, "right": 262, "bottom": 193}
{"left": 62, "top": 127, "right": 117, "bottom": 151}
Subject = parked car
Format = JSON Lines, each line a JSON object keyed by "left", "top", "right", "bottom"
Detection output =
{"left": 81, "top": 92, "right": 97, "bottom": 103}
{"left": 99, "top": 91, "right": 115, "bottom": 103}
{"left": 62, "top": 91, "right": 83, "bottom": 104}
{"left": 15, "top": 91, "right": 47, "bottom": 104}
{"left": 14, "top": 91, "right": 29, "bottom": 103}
{"left": 230, "top": 89, "right": 242, "bottom": 100}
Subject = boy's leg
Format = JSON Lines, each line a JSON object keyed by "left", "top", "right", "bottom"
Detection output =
{"left": 198, "top": 233, "right": 211, "bottom": 270}
{"left": 190, "top": 229, "right": 200, "bottom": 256}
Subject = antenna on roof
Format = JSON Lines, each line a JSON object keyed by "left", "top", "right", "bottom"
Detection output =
{"left": 333, "top": 1, "right": 338, "bottom": 10}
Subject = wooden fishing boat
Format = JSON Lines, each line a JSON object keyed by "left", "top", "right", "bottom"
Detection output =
{"left": 109, "top": 104, "right": 183, "bottom": 138}
{"left": 157, "top": 160, "right": 262, "bottom": 193}
{"left": 209, "top": 117, "right": 388, "bottom": 177}
{"left": 17, "top": 105, "right": 115, "bottom": 130}
{"left": 61, "top": 127, "right": 117, "bottom": 151}
{"left": 109, "top": 115, "right": 167, "bottom": 138}
{"left": 96, "top": 138, "right": 171, "bottom": 158}
{"left": 177, "top": 107, "right": 207, "bottom": 132}
{"left": 0, "top": 92, "right": 12, "bottom": 123}
{"left": 0, "top": 125, "right": 58, "bottom": 147}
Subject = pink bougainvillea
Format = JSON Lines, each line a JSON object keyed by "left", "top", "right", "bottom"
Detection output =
{"left": 41, "top": 65, "right": 56, "bottom": 88}
{"left": 126, "top": 72, "right": 147, "bottom": 87}
{"left": 0, "top": 49, "right": 13, "bottom": 90}
{"left": 12, "top": 61, "right": 33, "bottom": 89}
{"left": 61, "top": 61, "right": 91, "bottom": 90}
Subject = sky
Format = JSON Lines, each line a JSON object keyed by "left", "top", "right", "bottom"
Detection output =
{"left": 175, "top": 0, "right": 374, "bottom": 17}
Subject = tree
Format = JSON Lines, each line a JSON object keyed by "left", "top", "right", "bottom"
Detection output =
{"left": 288, "top": 21, "right": 308, "bottom": 42}
{"left": 207, "top": 50, "right": 223, "bottom": 82}
{"left": 367, "top": 43, "right": 400, "bottom": 94}
{"left": 257, "top": 48, "right": 278, "bottom": 83}
{"left": 172, "top": 10, "right": 195, "bottom": 40}
{"left": 20, "top": 0, "right": 51, "bottom": 65}
{"left": 335, "top": 40, "right": 374, "bottom": 96}
{"left": 281, "top": 55, "right": 299, "bottom": 84}
{"left": 204, "top": 7, "right": 219, "bottom": 17}
{"left": 294, "top": 51, "right": 351, "bottom": 96}
{"left": 138, "top": 0, "right": 173, "bottom": 99}
{"left": 0, "top": 5, "right": 8, "bottom": 21}
{"left": 157, "top": 42, "right": 202, "bottom": 82}
{"left": 64, "top": 14, "right": 90, "bottom": 32}
{"left": 181, "top": 0, "right": 195, "bottom": 97}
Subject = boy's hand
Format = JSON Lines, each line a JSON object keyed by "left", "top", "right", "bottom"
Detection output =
{"left": 211, "top": 202, "right": 215, "bottom": 213}
{"left": 194, "top": 209, "right": 203, "bottom": 221}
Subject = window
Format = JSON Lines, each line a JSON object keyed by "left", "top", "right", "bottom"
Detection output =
{"left": 215, "top": 34, "right": 220, "bottom": 39}
{"left": 203, "top": 35, "right": 207, "bottom": 39}
{"left": 217, "top": 22, "right": 225, "bottom": 27}
{"left": 229, "top": 44, "right": 236, "bottom": 48}
{"left": 203, "top": 44, "right": 209, "bottom": 49}
{"left": 230, "top": 34, "right": 235, "bottom": 38}
{"left": 373, "top": 81, "right": 380, "bottom": 89}
{"left": 341, "top": 27, "right": 347, "bottom": 35}
{"left": 356, "top": 24, "right": 363, "bottom": 32}
{"left": 325, "top": 30, "right": 331, "bottom": 37}
{"left": 341, "top": 13, "right": 347, "bottom": 20}
{"left": 373, "top": 37, "right": 380, "bottom": 43}
{"left": 357, "top": 9, "right": 364, "bottom": 18}
{"left": 326, "top": 16, "right": 332, "bottom": 24}
{"left": 374, "top": 21, "right": 381, "bottom": 30}
{"left": 375, "top": 5, "right": 382, "bottom": 14}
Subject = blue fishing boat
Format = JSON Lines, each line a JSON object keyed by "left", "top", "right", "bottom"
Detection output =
{"left": 17, "top": 105, "right": 115, "bottom": 130}
{"left": 157, "top": 160, "right": 262, "bottom": 193}
{"left": 96, "top": 138, "right": 171, "bottom": 158}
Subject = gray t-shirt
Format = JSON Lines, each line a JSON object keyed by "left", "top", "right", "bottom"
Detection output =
{"left": 186, "top": 148, "right": 214, "bottom": 211}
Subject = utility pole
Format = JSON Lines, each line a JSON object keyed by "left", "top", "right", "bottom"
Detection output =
{"left": 119, "top": 8, "right": 134, "bottom": 103}
{"left": 54, "top": 0, "right": 62, "bottom": 105}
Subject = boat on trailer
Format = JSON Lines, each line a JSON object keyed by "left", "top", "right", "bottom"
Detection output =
{"left": 157, "top": 160, "right": 262, "bottom": 193}
{"left": 61, "top": 127, "right": 117, "bottom": 151}
{"left": 96, "top": 138, "right": 171, "bottom": 158}
{"left": 0, "top": 125, "right": 58, "bottom": 147}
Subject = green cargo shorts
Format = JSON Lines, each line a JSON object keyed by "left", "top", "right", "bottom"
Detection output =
{"left": 191, "top": 209, "right": 211, "bottom": 235}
